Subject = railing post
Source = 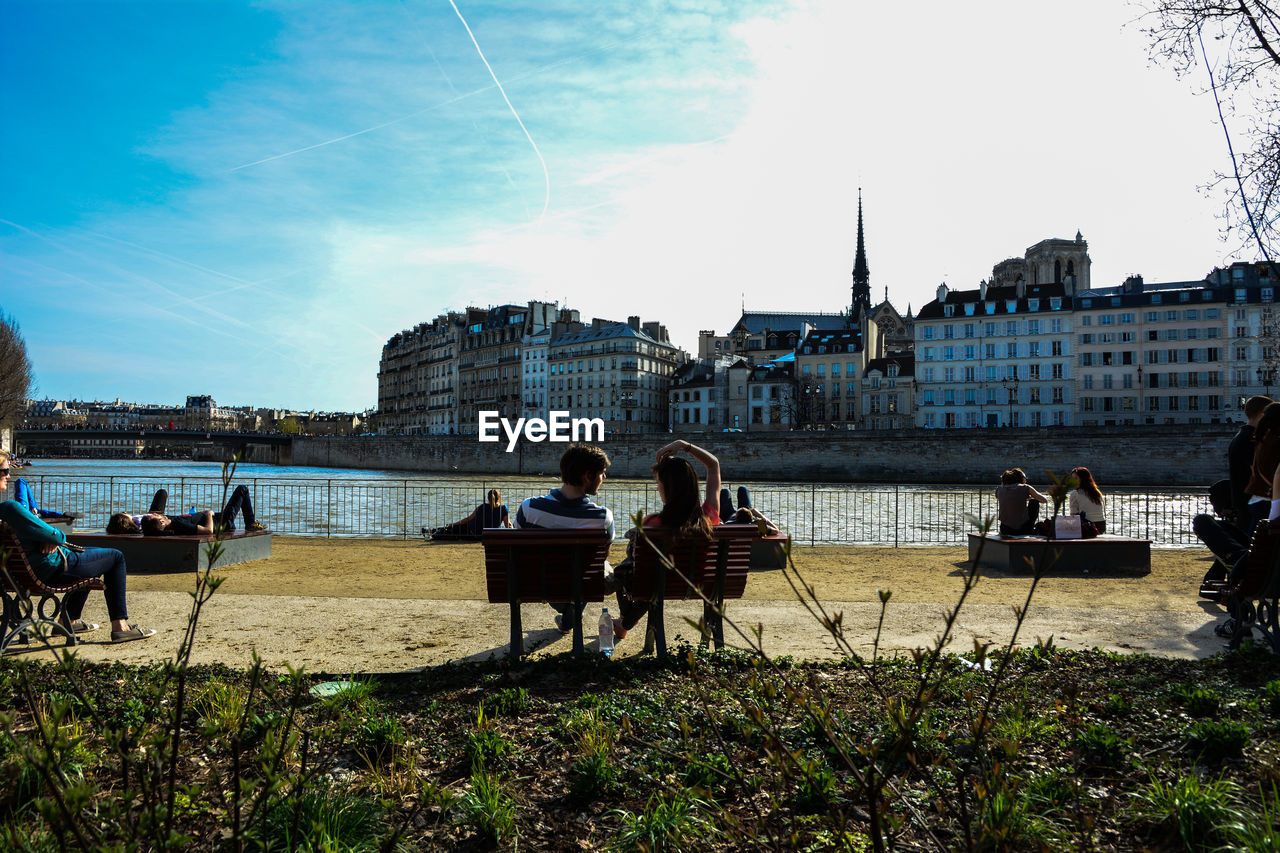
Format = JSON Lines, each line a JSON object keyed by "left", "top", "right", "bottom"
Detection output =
{"left": 402, "top": 479, "right": 408, "bottom": 540}
{"left": 810, "top": 484, "right": 816, "bottom": 547}
{"left": 327, "top": 479, "right": 333, "bottom": 539}
{"left": 894, "top": 485, "right": 899, "bottom": 548}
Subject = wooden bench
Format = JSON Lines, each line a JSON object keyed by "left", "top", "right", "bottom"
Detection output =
{"left": 750, "top": 531, "right": 791, "bottom": 570}
{"left": 67, "top": 529, "right": 273, "bottom": 572}
{"left": 967, "top": 532, "right": 1152, "bottom": 576}
{"left": 1, "top": 521, "right": 104, "bottom": 652}
{"left": 482, "top": 528, "right": 613, "bottom": 659}
{"left": 627, "top": 525, "right": 756, "bottom": 658}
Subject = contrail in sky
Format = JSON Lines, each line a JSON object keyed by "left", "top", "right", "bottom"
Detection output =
{"left": 448, "top": 0, "right": 550, "bottom": 221}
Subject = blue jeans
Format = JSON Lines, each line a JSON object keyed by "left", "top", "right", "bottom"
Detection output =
{"left": 50, "top": 547, "right": 129, "bottom": 622}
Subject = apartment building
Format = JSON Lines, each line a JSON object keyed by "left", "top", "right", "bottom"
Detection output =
{"left": 861, "top": 352, "right": 914, "bottom": 430}
{"left": 547, "top": 317, "right": 680, "bottom": 434}
{"left": 914, "top": 236, "right": 1086, "bottom": 428}
{"left": 794, "top": 328, "right": 865, "bottom": 428}
{"left": 1075, "top": 262, "right": 1278, "bottom": 424}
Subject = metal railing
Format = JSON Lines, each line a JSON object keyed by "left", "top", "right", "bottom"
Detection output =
{"left": 17, "top": 475, "right": 1212, "bottom": 547}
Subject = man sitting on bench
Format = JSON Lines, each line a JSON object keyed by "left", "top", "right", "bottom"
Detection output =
{"left": 996, "top": 468, "right": 1049, "bottom": 536}
{"left": 514, "top": 444, "right": 614, "bottom": 634}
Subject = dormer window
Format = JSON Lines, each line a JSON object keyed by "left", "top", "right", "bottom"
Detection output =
{"left": 888, "top": 364, "right": 899, "bottom": 377}
{"left": 964, "top": 303, "right": 975, "bottom": 316}
{"left": 944, "top": 305, "right": 955, "bottom": 317}
{"left": 1005, "top": 300, "right": 1017, "bottom": 313}
{"left": 1050, "top": 297, "right": 1062, "bottom": 310}
{"left": 1180, "top": 292, "right": 1191, "bottom": 302}
{"left": 1151, "top": 294, "right": 1162, "bottom": 304}
{"left": 985, "top": 301, "right": 995, "bottom": 314}
{"left": 1028, "top": 298, "right": 1039, "bottom": 311}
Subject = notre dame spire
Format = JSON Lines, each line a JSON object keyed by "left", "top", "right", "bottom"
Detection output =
{"left": 851, "top": 188, "right": 871, "bottom": 322}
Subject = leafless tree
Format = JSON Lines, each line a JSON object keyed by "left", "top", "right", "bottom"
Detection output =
{"left": 1138, "top": 1, "right": 1280, "bottom": 261}
{"left": 0, "top": 313, "right": 34, "bottom": 435}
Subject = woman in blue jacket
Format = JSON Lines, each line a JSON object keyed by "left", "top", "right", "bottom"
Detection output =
{"left": 0, "top": 453, "right": 153, "bottom": 643}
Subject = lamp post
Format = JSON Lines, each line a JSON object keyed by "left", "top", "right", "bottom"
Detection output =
{"left": 1002, "top": 378, "right": 1018, "bottom": 427}
{"left": 1258, "top": 366, "right": 1275, "bottom": 397}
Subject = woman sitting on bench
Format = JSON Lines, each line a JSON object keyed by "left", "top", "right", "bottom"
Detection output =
{"left": 0, "top": 452, "right": 154, "bottom": 643}
{"left": 613, "top": 439, "right": 722, "bottom": 642}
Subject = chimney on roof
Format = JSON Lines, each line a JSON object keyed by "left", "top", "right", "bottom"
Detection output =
{"left": 641, "top": 321, "right": 662, "bottom": 341}
{"left": 591, "top": 317, "right": 607, "bottom": 331}
{"left": 936, "top": 282, "right": 949, "bottom": 303}
{"left": 627, "top": 315, "right": 640, "bottom": 331}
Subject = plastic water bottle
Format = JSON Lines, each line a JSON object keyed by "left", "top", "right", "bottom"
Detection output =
{"left": 189, "top": 506, "right": 197, "bottom": 516}
{"left": 598, "top": 607, "right": 614, "bottom": 658}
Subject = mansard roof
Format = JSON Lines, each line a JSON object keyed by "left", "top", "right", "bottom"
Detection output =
{"left": 552, "top": 321, "right": 670, "bottom": 348}
{"left": 915, "top": 282, "right": 1069, "bottom": 320}
{"left": 865, "top": 352, "right": 915, "bottom": 377}
{"left": 798, "top": 327, "right": 863, "bottom": 353}
{"left": 730, "top": 311, "right": 848, "bottom": 335}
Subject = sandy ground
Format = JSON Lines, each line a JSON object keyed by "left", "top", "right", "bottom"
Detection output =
{"left": 5, "top": 538, "right": 1236, "bottom": 674}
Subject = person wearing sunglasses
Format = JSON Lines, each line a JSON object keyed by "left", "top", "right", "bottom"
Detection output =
{"left": 0, "top": 450, "right": 154, "bottom": 643}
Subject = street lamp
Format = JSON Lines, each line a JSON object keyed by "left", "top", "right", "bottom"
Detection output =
{"left": 1002, "top": 378, "right": 1018, "bottom": 427}
{"left": 1258, "top": 366, "right": 1275, "bottom": 397}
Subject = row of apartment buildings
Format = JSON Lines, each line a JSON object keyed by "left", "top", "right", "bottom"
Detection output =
{"left": 377, "top": 208, "right": 1279, "bottom": 433}
{"left": 22, "top": 396, "right": 366, "bottom": 435}
{"left": 376, "top": 302, "right": 680, "bottom": 435}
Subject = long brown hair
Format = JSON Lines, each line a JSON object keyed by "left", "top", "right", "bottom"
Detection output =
{"left": 1255, "top": 401, "right": 1280, "bottom": 444}
{"left": 1073, "top": 466, "right": 1103, "bottom": 505}
{"left": 651, "top": 456, "right": 713, "bottom": 540}
{"left": 487, "top": 488, "right": 502, "bottom": 508}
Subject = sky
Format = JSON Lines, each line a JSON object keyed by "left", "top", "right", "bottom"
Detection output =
{"left": 0, "top": 0, "right": 1259, "bottom": 412}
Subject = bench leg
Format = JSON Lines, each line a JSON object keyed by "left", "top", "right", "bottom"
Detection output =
{"left": 508, "top": 599, "right": 522, "bottom": 661}
{"left": 703, "top": 599, "right": 725, "bottom": 650}
{"left": 572, "top": 599, "right": 584, "bottom": 656}
{"left": 1259, "top": 597, "right": 1280, "bottom": 654}
{"left": 651, "top": 600, "right": 666, "bottom": 659}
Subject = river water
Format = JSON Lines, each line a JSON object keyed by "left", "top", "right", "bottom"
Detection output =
{"left": 9, "top": 459, "right": 1209, "bottom": 547}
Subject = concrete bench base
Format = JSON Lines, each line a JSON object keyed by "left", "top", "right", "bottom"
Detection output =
{"left": 67, "top": 530, "right": 272, "bottom": 573}
{"left": 968, "top": 533, "right": 1151, "bottom": 576}
{"left": 751, "top": 534, "right": 791, "bottom": 571}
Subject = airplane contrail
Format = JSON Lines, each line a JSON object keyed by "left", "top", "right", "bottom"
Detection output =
{"left": 448, "top": 0, "right": 550, "bottom": 221}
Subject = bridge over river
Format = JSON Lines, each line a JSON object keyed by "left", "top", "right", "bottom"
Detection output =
{"left": 16, "top": 429, "right": 292, "bottom": 464}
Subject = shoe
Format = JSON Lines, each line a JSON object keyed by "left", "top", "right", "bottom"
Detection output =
{"left": 555, "top": 614, "right": 573, "bottom": 634}
{"left": 245, "top": 522, "right": 267, "bottom": 532}
{"left": 111, "top": 625, "right": 156, "bottom": 644}
{"left": 62, "top": 619, "right": 99, "bottom": 634}
{"left": 1214, "top": 618, "right": 1237, "bottom": 638}
{"left": 612, "top": 618, "right": 627, "bottom": 641}
{"left": 421, "top": 526, "right": 430, "bottom": 540}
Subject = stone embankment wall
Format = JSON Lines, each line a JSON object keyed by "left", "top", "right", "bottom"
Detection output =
{"left": 291, "top": 424, "right": 1228, "bottom": 485}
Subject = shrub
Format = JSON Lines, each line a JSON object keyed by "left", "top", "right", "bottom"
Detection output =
{"left": 485, "top": 686, "right": 531, "bottom": 717}
{"left": 1186, "top": 720, "right": 1250, "bottom": 763}
{"left": 1078, "top": 722, "right": 1129, "bottom": 766}
{"left": 1130, "top": 773, "right": 1245, "bottom": 852}
{"left": 458, "top": 769, "right": 516, "bottom": 844}
{"left": 1172, "top": 684, "right": 1221, "bottom": 718}
{"left": 611, "top": 791, "right": 713, "bottom": 851}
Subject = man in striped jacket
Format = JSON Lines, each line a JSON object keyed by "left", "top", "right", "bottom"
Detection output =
{"left": 515, "top": 443, "right": 613, "bottom": 633}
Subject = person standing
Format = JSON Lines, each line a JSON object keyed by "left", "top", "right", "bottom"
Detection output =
{"left": 515, "top": 444, "right": 614, "bottom": 633}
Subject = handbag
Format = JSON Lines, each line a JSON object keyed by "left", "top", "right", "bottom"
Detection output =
{"left": 1053, "top": 515, "right": 1082, "bottom": 540}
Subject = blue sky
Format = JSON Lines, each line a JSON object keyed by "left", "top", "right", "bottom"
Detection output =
{"left": 0, "top": 0, "right": 1248, "bottom": 412}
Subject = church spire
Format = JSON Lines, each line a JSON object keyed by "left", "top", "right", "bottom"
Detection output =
{"left": 851, "top": 188, "right": 871, "bottom": 321}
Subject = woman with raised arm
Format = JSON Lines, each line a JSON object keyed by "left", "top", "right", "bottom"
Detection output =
{"left": 613, "top": 439, "right": 722, "bottom": 642}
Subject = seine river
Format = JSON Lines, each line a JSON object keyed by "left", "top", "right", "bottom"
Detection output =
{"left": 10, "top": 459, "right": 1208, "bottom": 547}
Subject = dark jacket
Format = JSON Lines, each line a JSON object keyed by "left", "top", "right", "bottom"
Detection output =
{"left": 1229, "top": 423, "right": 1256, "bottom": 517}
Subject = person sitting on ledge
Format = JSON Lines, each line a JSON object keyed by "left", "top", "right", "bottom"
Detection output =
{"left": 719, "top": 484, "right": 779, "bottom": 534}
{"left": 127, "top": 485, "right": 265, "bottom": 536}
{"left": 12, "top": 476, "right": 77, "bottom": 522}
{"left": 424, "top": 488, "right": 512, "bottom": 540}
{"left": 1068, "top": 466, "right": 1107, "bottom": 534}
{"left": 995, "top": 468, "right": 1048, "bottom": 537}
